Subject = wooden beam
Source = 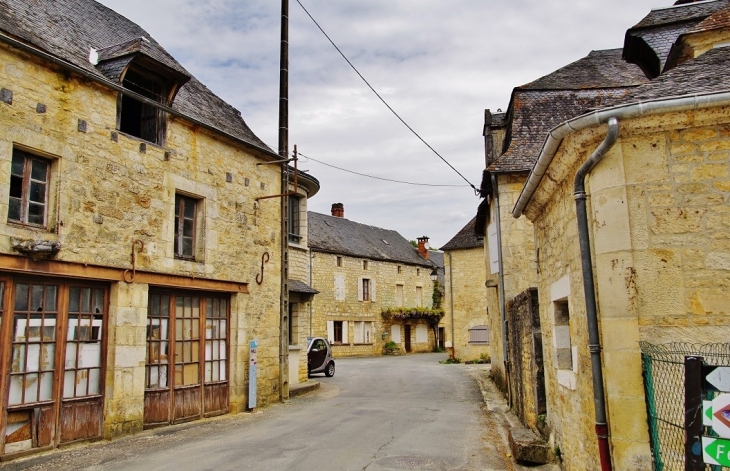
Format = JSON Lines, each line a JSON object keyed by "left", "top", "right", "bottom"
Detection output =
{"left": 0, "top": 254, "right": 248, "bottom": 293}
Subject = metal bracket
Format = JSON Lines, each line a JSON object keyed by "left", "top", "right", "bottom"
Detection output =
{"left": 123, "top": 239, "right": 144, "bottom": 283}
{"left": 256, "top": 252, "right": 270, "bottom": 285}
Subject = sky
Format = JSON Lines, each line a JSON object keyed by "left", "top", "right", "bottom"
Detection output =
{"left": 97, "top": 0, "right": 662, "bottom": 248}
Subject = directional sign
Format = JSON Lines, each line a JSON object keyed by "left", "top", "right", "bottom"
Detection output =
{"left": 703, "top": 437, "right": 730, "bottom": 467}
{"left": 714, "top": 394, "right": 730, "bottom": 438}
{"left": 705, "top": 366, "right": 730, "bottom": 392}
{"left": 705, "top": 400, "right": 714, "bottom": 426}
{"left": 248, "top": 339, "right": 258, "bottom": 410}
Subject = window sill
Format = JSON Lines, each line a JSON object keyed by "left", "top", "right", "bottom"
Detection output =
{"left": 288, "top": 241, "right": 308, "bottom": 250}
{"left": 116, "top": 130, "right": 166, "bottom": 149}
{"left": 354, "top": 343, "right": 373, "bottom": 346}
{"left": 288, "top": 345, "right": 302, "bottom": 351}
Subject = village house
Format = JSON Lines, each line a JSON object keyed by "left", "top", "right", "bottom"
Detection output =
{"left": 439, "top": 217, "right": 490, "bottom": 362}
{"left": 481, "top": 0, "right": 730, "bottom": 469}
{"left": 308, "top": 204, "right": 440, "bottom": 356}
{"left": 0, "top": 0, "right": 308, "bottom": 457}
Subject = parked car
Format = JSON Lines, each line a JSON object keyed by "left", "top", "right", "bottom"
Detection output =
{"left": 307, "top": 337, "right": 335, "bottom": 377}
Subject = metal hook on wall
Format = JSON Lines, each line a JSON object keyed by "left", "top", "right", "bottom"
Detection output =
{"left": 123, "top": 239, "right": 145, "bottom": 283}
{"left": 256, "top": 252, "right": 270, "bottom": 285}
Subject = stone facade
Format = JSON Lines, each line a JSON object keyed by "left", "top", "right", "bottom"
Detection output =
{"left": 0, "top": 30, "right": 285, "bottom": 456}
{"left": 441, "top": 246, "right": 489, "bottom": 362}
{"left": 310, "top": 251, "right": 436, "bottom": 357}
{"left": 522, "top": 112, "right": 730, "bottom": 470}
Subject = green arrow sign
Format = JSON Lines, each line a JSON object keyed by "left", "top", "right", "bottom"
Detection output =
{"left": 703, "top": 437, "right": 730, "bottom": 466}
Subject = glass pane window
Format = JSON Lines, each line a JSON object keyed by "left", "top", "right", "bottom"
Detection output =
{"left": 288, "top": 196, "right": 301, "bottom": 243}
{"left": 146, "top": 294, "right": 170, "bottom": 389}
{"left": 204, "top": 297, "right": 228, "bottom": 384}
{"left": 8, "top": 149, "right": 50, "bottom": 226}
{"left": 9, "top": 282, "right": 58, "bottom": 405}
{"left": 63, "top": 286, "right": 105, "bottom": 399}
{"left": 174, "top": 194, "right": 198, "bottom": 260}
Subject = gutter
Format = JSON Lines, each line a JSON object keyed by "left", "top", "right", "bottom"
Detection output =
{"left": 512, "top": 89, "right": 730, "bottom": 218}
{"left": 0, "top": 32, "right": 280, "bottom": 161}
{"left": 447, "top": 252, "right": 455, "bottom": 360}
{"left": 491, "top": 173, "right": 510, "bottom": 402}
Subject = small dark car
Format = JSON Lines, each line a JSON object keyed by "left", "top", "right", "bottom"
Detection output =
{"left": 307, "top": 337, "right": 335, "bottom": 377}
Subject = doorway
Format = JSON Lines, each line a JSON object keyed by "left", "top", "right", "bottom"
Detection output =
{"left": 404, "top": 325, "right": 411, "bottom": 353}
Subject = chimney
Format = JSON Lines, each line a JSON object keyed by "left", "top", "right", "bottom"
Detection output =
{"left": 417, "top": 236, "right": 429, "bottom": 260}
{"left": 331, "top": 203, "right": 344, "bottom": 218}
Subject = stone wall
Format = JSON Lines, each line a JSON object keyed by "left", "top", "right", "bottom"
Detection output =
{"left": 310, "top": 250, "right": 434, "bottom": 357}
{"left": 0, "top": 44, "right": 283, "bottom": 438}
{"left": 441, "top": 246, "right": 489, "bottom": 362}
{"left": 523, "top": 110, "right": 730, "bottom": 470}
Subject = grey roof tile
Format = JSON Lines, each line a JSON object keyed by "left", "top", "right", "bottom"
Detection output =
{"left": 489, "top": 50, "right": 646, "bottom": 173}
{"left": 441, "top": 217, "right": 483, "bottom": 251}
{"left": 289, "top": 279, "right": 319, "bottom": 295}
{"left": 308, "top": 212, "right": 433, "bottom": 267}
{"left": 0, "top": 0, "right": 272, "bottom": 153}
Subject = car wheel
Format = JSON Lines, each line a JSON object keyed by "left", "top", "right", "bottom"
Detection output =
{"left": 325, "top": 361, "right": 335, "bottom": 377}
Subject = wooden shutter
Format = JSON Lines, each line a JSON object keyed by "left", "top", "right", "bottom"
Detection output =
{"left": 370, "top": 279, "right": 376, "bottom": 302}
{"left": 327, "top": 320, "right": 334, "bottom": 343}
{"left": 342, "top": 321, "right": 349, "bottom": 345}
{"left": 357, "top": 278, "right": 363, "bottom": 301}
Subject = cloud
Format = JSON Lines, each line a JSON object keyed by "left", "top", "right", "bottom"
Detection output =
{"left": 98, "top": 0, "right": 660, "bottom": 246}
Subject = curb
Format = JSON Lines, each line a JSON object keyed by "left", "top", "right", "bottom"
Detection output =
{"left": 290, "top": 380, "right": 320, "bottom": 397}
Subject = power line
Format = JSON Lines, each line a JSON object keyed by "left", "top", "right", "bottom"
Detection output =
{"left": 298, "top": 152, "right": 470, "bottom": 188}
{"left": 294, "top": 0, "right": 478, "bottom": 193}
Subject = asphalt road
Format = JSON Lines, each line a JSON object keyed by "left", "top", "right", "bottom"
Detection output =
{"left": 4, "top": 353, "right": 513, "bottom": 471}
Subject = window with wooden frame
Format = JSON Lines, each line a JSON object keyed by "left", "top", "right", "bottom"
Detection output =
{"left": 362, "top": 278, "right": 371, "bottom": 302}
{"left": 119, "top": 68, "right": 167, "bottom": 144}
{"left": 333, "top": 320, "right": 343, "bottom": 344}
{"left": 8, "top": 149, "right": 50, "bottom": 227}
{"left": 174, "top": 193, "right": 199, "bottom": 260}
{"left": 64, "top": 287, "right": 104, "bottom": 398}
{"left": 288, "top": 195, "right": 301, "bottom": 243}
{"left": 204, "top": 297, "right": 227, "bottom": 383}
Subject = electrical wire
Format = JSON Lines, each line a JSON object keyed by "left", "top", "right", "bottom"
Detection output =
{"left": 298, "top": 152, "right": 470, "bottom": 188}
{"left": 295, "top": 0, "right": 478, "bottom": 193}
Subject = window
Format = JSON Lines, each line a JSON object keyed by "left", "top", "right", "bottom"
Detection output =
{"left": 469, "top": 326, "right": 490, "bottom": 344}
{"left": 120, "top": 68, "right": 166, "bottom": 144}
{"left": 288, "top": 195, "right": 301, "bottom": 243}
{"left": 415, "top": 324, "right": 428, "bottom": 343}
{"left": 333, "top": 321, "right": 343, "bottom": 343}
{"left": 363, "top": 260, "right": 369, "bottom": 270}
{"left": 327, "top": 320, "right": 347, "bottom": 344}
{"left": 336, "top": 256, "right": 343, "bottom": 267}
{"left": 354, "top": 321, "right": 373, "bottom": 344}
{"left": 397, "top": 265, "right": 402, "bottom": 274}
{"left": 8, "top": 149, "right": 50, "bottom": 226}
{"left": 416, "top": 286, "right": 423, "bottom": 307}
{"left": 361, "top": 279, "right": 371, "bottom": 301}
{"left": 553, "top": 299, "right": 572, "bottom": 370}
{"left": 174, "top": 194, "right": 197, "bottom": 260}
{"left": 416, "top": 268, "right": 420, "bottom": 276}
{"left": 396, "top": 284, "right": 404, "bottom": 307}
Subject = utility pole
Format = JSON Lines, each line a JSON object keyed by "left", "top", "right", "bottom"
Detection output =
{"left": 278, "top": 0, "right": 290, "bottom": 402}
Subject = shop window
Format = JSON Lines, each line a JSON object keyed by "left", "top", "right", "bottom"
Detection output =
{"left": 119, "top": 68, "right": 167, "bottom": 144}
{"left": 64, "top": 287, "right": 104, "bottom": 398}
{"left": 204, "top": 297, "right": 227, "bottom": 383}
{"left": 8, "top": 149, "right": 50, "bottom": 227}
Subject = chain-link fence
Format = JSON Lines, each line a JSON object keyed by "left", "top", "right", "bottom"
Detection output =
{"left": 640, "top": 342, "right": 730, "bottom": 471}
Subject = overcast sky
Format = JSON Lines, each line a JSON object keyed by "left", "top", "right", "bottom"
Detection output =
{"left": 98, "top": 0, "right": 661, "bottom": 248}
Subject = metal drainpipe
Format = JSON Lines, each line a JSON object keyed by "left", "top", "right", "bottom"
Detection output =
{"left": 309, "top": 249, "right": 313, "bottom": 337}
{"left": 574, "top": 117, "right": 619, "bottom": 471}
{"left": 447, "top": 252, "right": 455, "bottom": 360}
{"left": 491, "top": 174, "right": 509, "bottom": 399}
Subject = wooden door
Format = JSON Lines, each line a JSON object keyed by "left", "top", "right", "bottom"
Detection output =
{"left": 144, "top": 292, "right": 229, "bottom": 427}
{"left": 404, "top": 325, "right": 411, "bottom": 353}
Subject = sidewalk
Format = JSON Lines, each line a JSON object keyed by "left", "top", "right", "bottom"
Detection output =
{"left": 464, "top": 364, "right": 562, "bottom": 471}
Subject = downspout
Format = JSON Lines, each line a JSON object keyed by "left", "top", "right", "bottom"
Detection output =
{"left": 447, "top": 252, "right": 455, "bottom": 360}
{"left": 574, "top": 117, "right": 619, "bottom": 471}
{"left": 309, "top": 249, "right": 313, "bottom": 337}
{"left": 491, "top": 173, "right": 509, "bottom": 402}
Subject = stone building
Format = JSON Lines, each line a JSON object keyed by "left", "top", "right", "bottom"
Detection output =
{"left": 439, "top": 217, "right": 490, "bottom": 362}
{"left": 0, "top": 0, "right": 305, "bottom": 458}
{"left": 308, "top": 204, "right": 439, "bottom": 357}
{"left": 480, "top": 1, "right": 730, "bottom": 469}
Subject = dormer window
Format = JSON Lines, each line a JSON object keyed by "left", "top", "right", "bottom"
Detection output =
{"left": 119, "top": 68, "right": 167, "bottom": 144}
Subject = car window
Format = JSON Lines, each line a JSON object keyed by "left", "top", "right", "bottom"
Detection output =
{"left": 314, "top": 339, "right": 325, "bottom": 350}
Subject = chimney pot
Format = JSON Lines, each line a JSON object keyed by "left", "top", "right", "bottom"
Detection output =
{"left": 417, "top": 236, "right": 429, "bottom": 260}
{"left": 331, "top": 203, "right": 344, "bottom": 218}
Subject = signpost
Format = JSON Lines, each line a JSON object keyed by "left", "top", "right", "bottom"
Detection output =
{"left": 248, "top": 339, "right": 258, "bottom": 410}
{"left": 706, "top": 366, "right": 730, "bottom": 392}
{"left": 698, "top": 364, "right": 730, "bottom": 468}
{"left": 703, "top": 437, "right": 730, "bottom": 467}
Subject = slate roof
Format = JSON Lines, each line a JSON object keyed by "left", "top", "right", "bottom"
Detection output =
{"left": 0, "top": 0, "right": 272, "bottom": 153}
{"left": 623, "top": 0, "right": 730, "bottom": 76}
{"left": 308, "top": 212, "right": 433, "bottom": 267}
{"left": 427, "top": 250, "right": 445, "bottom": 287}
{"left": 621, "top": 45, "right": 730, "bottom": 102}
{"left": 441, "top": 217, "right": 483, "bottom": 252}
{"left": 489, "top": 49, "right": 647, "bottom": 173}
{"left": 289, "top": 279, "right": 319, "bottom": 295}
